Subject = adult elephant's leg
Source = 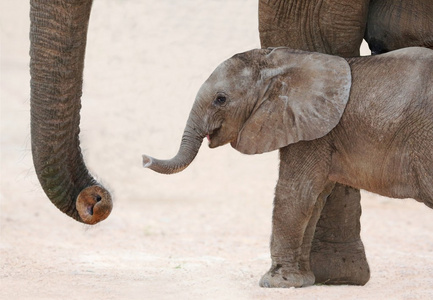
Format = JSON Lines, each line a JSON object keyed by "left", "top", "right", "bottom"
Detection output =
{"left": 258, "top": 0, "right": 370, "bottom": 285}
{"left": 310, "top": 185, "right": 370, "bottom": 285}
{"left": 30, "top": 0, "right": 112, "bottom": 224}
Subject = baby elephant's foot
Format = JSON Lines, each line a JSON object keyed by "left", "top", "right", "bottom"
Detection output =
{"left": 259, "top": 264, "right": 315, "bottom": 288}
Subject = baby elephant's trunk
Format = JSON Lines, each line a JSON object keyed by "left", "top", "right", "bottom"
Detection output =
{"left": 143, "top": 125, "right": 204, "bottom": 174}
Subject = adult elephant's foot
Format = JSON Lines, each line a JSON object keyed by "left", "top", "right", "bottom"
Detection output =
{"left": 311, "top": 184, "right": 370, "bottom": 285}
{"left": 310, "top": 240, "right": 370, "bottom": 285}
{"left": 259, "top": 265, "right": 315, "bottom": 288}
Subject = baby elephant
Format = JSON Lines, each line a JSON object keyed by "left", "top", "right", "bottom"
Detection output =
{"left": 143, "top": 47, "right": 433, "bottom": 288}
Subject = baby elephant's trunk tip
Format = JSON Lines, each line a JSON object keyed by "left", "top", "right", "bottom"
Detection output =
{"left": 142, "top": 154, "right": 186, "bottom": 175}
{"left": 142, "top": 128, "right": 203, "bottom": 175}
{"left": 142, "top": 155, "right": 153, "bottom": 168}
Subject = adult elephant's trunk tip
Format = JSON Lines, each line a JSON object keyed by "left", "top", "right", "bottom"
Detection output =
{"left": 75, "top": 185, "right": 113, "bottom": 225}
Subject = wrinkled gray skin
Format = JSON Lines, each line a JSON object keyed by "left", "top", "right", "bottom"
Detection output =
{"left": 30, "top": 0, "right": 112, "bottom": 224}
{"left": 143, "top": 47, "right": 433, "bottom": 287}
{"left": 365, "top": 0, "right": 433, "bottom": 54}
{"left": 258, "top": 0, "right": 433, "bottom": 286}
{"left": 29, "top": 0, "right": 431, "bottom": 230}
{"left": 259, "top": 0, "right": 433, "bottom": 57}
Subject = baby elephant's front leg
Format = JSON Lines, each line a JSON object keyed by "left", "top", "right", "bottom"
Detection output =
{"left": 260, "top": 181, "right": 318, "bottom": 287}
{"left": 260, "top": 146, "right": 331, "bottom": 288}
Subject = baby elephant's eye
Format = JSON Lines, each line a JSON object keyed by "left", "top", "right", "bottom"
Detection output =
{"left": 214, "top": 95, "right": 227, "bottom": 106}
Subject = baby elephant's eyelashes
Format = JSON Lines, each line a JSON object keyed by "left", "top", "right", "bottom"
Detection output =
{"left": 214, "top": 95, "right": 227, "bottom": 106}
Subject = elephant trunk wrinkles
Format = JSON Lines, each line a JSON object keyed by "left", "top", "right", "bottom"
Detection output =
{"left": 143, "top": 123, "right": 204, "bottom": 174}
{"left": 30, "top": 0, "right": 112, "bottom": 224}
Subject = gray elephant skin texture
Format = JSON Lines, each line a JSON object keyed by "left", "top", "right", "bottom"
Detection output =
{"left": 29, "top": 0, "right": 432, "bottom": 228}
{"left": 143, "top": 47, "right": 433, "bottom": 288}
{"left": 258, "top": 0, "right": 433, "bottom": 287}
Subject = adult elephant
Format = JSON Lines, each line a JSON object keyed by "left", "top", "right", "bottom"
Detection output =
{"left": 258, "top": 0, "right": 433, "bottom": 286}
{"left": 30, "top": 0, "right": 112, "bottom": 225}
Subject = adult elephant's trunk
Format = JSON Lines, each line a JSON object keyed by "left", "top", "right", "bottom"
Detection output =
{"left": 30, "top": 0, "right": 112, "bottom": 224}
{"left": 143, "top": 117, "right": 205, "bottom": 174}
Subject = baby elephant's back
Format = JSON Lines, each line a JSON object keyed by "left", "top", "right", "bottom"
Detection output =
{"left": 332, "top": 48, "right": 433, "bottom": 201}
{"left": 345, "top": 47, "right": 433, "bottom": 136}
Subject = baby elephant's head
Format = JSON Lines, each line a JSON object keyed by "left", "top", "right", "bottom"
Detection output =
{"left": 143, "top": 48, "right": 351, "bottom": 174}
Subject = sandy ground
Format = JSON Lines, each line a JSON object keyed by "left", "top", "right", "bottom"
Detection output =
{"left": 1, "top": 1, "right": 432, "bottom": 299}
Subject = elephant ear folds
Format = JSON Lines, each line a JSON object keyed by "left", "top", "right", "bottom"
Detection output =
{"left": 234, "top": 48, "right": 352, "bottom": 155}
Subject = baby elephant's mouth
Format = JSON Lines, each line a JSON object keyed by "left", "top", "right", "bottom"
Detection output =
{"left": 206, "top": 127, "right": 222, "bottom": 147}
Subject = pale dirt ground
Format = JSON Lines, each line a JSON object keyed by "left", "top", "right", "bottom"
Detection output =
{"left": 1, "top": 1, "right": 432, "bottom": 299}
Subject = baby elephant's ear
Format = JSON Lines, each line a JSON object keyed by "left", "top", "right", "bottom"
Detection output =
{"left": 234, "top": 48, "right": 351, "bottom": 154}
